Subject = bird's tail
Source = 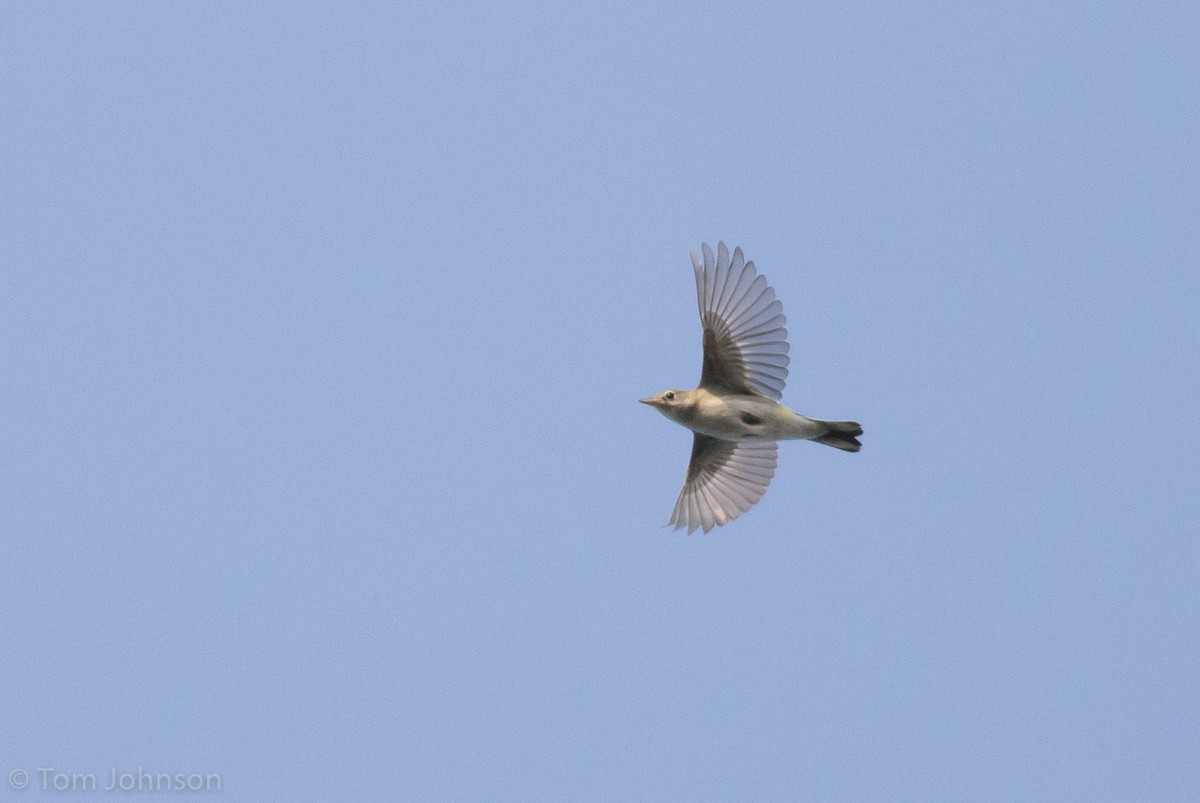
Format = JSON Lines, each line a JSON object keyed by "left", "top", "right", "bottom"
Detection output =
{"left": 812, "top": 420, "right": 863, "bottom": 452}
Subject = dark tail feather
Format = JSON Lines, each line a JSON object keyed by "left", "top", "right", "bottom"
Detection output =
{"left": 813, "top": 420, "right": 863, "bottom": 452}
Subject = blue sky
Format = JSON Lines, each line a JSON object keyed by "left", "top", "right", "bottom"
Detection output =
{"left": 2, "top": 3, "right": 1198, "bottom": 800}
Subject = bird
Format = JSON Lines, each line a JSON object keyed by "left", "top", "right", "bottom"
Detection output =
{"left": 641, "top": 241, "right": 862, "bottom": 533}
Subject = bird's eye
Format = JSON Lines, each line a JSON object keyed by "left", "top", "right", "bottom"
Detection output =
{"left": 664, "top": 391, "right": 675, "bottom": 401}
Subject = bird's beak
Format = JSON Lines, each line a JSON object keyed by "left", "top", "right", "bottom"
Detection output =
{"left": 639, "top": 397, "right": 658, "bottom": 406}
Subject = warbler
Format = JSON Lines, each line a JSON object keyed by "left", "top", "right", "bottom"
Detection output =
{"left": 641, "top": 241, "right": 862, "bottom": 533}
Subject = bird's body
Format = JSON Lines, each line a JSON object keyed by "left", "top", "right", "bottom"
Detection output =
{"left": 641, "top": 241, "right": 862, "bottom": 533}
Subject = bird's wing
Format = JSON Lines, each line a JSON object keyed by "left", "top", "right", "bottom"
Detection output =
{"left": 669, "top": 434, "right": 778, "bottom": 533}
{"left": 691, "top": 241, "right": 790, "bottom": 400}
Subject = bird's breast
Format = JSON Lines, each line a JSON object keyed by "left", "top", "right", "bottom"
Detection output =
{"left": 677, "top": 392, "right": 784, "bottom": 441}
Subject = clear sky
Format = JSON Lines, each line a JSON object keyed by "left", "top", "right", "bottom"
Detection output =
{"left": 3, "top": 3, "right": 1198, "bottom": 801}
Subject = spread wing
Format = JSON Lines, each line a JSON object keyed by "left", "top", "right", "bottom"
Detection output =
{"left": 691, "top": 241, "right": 790, "bottom": 400}
{"left": 669, "top": 434, "right": 778, "bottom": 534}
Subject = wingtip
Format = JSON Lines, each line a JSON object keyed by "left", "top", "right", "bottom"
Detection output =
{"left": 732, "top": 244, "right": 743, "bottom": 260}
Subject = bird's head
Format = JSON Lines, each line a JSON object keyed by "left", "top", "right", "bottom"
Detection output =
{"left": 639, "top": 389, "right": 691, "bottom": 419}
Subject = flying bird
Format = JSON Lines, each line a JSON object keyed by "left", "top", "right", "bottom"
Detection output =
{"left": 641, "top": 241, "right": 862, "bottom": 533}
